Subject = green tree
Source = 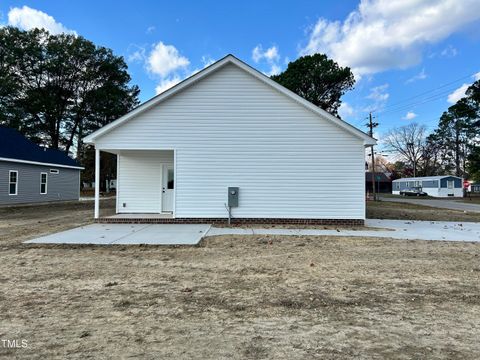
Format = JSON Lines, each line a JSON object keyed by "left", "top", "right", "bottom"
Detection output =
{"left": 0, "top": 26, "right": 140, "bottom": 155}
{"left": 271, "top": 54, "right": 354, "bottom": 117}
{"left": 467, "top": 146, "right": 480, "bottom": 182}
{"left": 422, "top": 132, "right": 444, "bottom": 176}
{"left": 432, "top": 97, "right": 478, "bottom": 177}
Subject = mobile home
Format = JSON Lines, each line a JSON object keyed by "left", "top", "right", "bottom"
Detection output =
{"left": 392, "top": 176, "right": 463, "bottom": 197}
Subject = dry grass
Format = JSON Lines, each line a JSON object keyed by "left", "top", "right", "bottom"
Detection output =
{"left": 367, "top": 200, "right": 480, "bottom": 222}
{"left": 1, "top": 201, "right": 480, "bottom": 359}
{"left": 459, "top": 196, "right": 480, "bottom": 204}
{"left": 0, "top": 199, "right": 115, "bottom": 246}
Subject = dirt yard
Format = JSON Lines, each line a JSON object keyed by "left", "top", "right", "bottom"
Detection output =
{"left": 367, "top": 200, "right": 480, "bottom": 222}
{"left": 0, "top": 199, "right": 115, "bottom": 245}
{"left": 1, "top": 201, "right": 480, "bottom": 359}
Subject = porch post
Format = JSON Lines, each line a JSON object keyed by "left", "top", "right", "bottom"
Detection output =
{"left": 94, "top": 148, "right": 100, "bottom": 219}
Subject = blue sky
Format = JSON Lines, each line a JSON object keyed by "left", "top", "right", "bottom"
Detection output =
{"left": 1, "top": 0, "right": 480, "bottom": 139}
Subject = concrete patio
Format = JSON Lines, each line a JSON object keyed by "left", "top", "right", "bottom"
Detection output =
{"left": 25, "top": 224, "right": 211, "bottom": 245}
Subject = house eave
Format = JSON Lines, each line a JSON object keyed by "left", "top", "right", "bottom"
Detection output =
{"left": 0, "top": 157, "right": 84, "bottom": 170}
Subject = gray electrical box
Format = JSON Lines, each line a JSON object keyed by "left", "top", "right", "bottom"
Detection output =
{"left": 228, "top": 187, "right": 239, "bottom": 207}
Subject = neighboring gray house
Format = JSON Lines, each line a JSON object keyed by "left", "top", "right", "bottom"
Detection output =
{"left": 392, "top": 175, "right": 463, "bottom": 197}
{"left": 0, "top": 127, "right": 83, "bottom": 205}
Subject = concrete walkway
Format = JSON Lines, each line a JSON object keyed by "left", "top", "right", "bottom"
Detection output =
{"left": 208, "top": 219, "right": 480, "bottom": 242}
{"left": 379, "top": 196, "right": 480, "bottom": 213}
{"left": 25, "top": 219, "right": 480, "bottom": 245}
{"left": 79, "top": 196, "right": 115, "bottom": 201}
{"left": 25, "top": 224, "right": 211, "bottom": 245}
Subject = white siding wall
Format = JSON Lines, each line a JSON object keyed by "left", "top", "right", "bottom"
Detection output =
{"left": 117, "top": 151, "right": 173, "bottom": 213}
{"left": 98, "top": 64, "right": 366, "bottom": 219}
{"left": 422, "top": 188, "right": 440, "bottom": 197}
{"left": 438, "top": 187, "right": 463, "bottom": 197}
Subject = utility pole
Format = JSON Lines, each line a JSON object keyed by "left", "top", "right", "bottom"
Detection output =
{"left": 407, "top": 142, "right": 416, "bottom": 177}
{"left": 366, "top": 113, "right": 379, "bottom": 200}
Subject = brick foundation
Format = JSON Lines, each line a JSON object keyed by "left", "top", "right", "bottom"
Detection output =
{"left": 96, "top": 217, "right": 364, "bottom": 226}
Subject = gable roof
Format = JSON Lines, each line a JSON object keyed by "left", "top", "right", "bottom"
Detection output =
{"left": 392, "top": 175, "right": 462, "bottom": 182}
{"left": 0, "top": 127, "right": 83, "bottom": 169}
{"left": 84, "top": 54, "right": 376, "bottom": 146}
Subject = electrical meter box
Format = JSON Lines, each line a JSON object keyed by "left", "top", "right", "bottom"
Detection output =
{"left": 228, "top": 187, "right": 239, "bottom": 207}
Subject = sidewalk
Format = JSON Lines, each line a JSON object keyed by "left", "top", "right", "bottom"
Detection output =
{"left": 207, "top": 219, "right": 480, "bottom": 242}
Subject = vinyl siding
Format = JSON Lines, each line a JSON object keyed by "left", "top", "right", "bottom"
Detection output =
{"left": 393, "top": 180, "right": 439, "bottom": 190}
{"left": 96, "top": 64, "right": 366, "bottom": 219}
{"left": 438, "top": 187, "right": 463, "bottom": 197}
{"left": 422, "top": 180, "right": 439, "bottom": 188}
{"left": 0, "top": 160, "right": 80, "bottom": 205}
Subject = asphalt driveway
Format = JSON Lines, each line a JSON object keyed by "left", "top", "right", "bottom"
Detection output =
{"left": 379, "top": 196, "right": 480, "bottom": 213}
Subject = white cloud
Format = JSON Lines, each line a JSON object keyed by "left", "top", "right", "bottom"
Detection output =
{"left": 252, "top": 44, "right": 282, "bottom": 76}
{"left": 364, "top": 84, "right": 389, "bottom": 112}
{"left": 300, "top": 0, "right": 480, "bottom": 77}
{"left": 142, "top": 42, "right": 190, "bottom": 95}
{"left": 447, "top": 72, "right": 480, "bottom": 104}
{"left": 338, "top": 102, "right": 354, "bottom": 119}
{"left": 146, "top": 45, "right": 218, "bottom": 95}
{"left": 155, "top": 76, "right": 182, "bottom": 95}
{"left": 127, "top": 46, "right": 146, "bottom": 63}
{"left": 146, "top": 26, "right": 155, "bottom": 34}
{"left": 402, "top": 111, "right": 417, "bottom": 120}
{"left": 147, "top": 42, "right": 190, "bottom": 78}
{"left": 201, "top": 55, "right": 215, "bottom": 68}
{"left": 406, "top": 68, "right": 427, "bottom": 84}
{"left": 130, "top": 46, "right": 214, "bottom": 95}
{"left": 252, "top": 45, "right": 279, "bottom": 63}
{"left": 367, "top": 84, "right": 389, "bottom": 102}
{"left": 266, "top": 64, "right": 281, "bottom": 76}
{"left": 441, "top": 45, "right": 458, "bottom": 57}
{"left": 447, "top": 83, "right": 469, "bottom": 104}
{"left": 7, "top": 6, "right": 75, "bottom": 35}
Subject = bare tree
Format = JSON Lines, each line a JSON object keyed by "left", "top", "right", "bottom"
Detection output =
{"left": 384, "top": 123, "right": 427, "bottom": 177}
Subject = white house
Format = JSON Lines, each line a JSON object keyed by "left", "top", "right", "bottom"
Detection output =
{"left": 392, "top": 176, "right": 464, "bottom": 197}
{"left": 84, "top": 55, "right": 376, "bottom": 225}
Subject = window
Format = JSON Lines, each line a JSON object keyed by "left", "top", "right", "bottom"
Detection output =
{"left": 167, "top": 169, "right": 174, "bottom": 189}
{"left": 50, "top": 169, "right": 59, "bottom": 174}
{"left": 40, "top": 173, "right": 48, "bottom": 194}
{"left": 9, "top": 171, "right": 18, "bottom": 195}
{"left": 447, "top": 180, "right": 454, "bottom": 189}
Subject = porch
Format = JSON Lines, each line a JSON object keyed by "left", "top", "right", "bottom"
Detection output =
{"left": 94, "top": 149, "right": 175, "bottom": 219}
{"left": 97, "top": 213, "right": 175, "bottom": 224}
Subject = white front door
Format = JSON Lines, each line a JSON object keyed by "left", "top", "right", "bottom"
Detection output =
{"left": 162, "top": 164, "right": 174, "bottom": 212}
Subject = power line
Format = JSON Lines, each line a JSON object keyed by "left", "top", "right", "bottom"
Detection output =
{"left": 382, "top": 102, "right": 479, "bottom": 123}
{"left": 377, "top": 71, "right": 477, "bottom": 113}
{"left": 379, "top": 87, "right": 464, "bottom": 116}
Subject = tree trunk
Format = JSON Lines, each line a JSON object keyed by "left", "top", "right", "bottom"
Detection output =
{"left": 76, "top": 121, "right": 83, "bottom": 160}
{"left": 455, "top": 128, "right": 461, "bottom": 177}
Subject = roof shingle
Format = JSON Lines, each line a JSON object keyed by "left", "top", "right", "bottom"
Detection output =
{"left": 0, "top": 127, "right": 81, "bottom": 168}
